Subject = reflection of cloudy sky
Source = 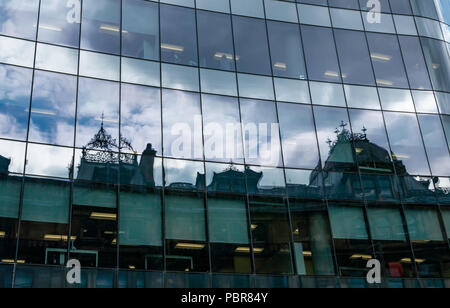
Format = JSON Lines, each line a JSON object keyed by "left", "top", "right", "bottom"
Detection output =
{"left": 0, "top": 139, "right": 25, "bottom": 173}
{"left": 121, "top": 84, "right": 161, "bottom": 154}
{"left": 0, "top": 64, "right": 32, "bottom": 140}
{"left": 313, "top": 106, "right": 350, "bottom": 166}
{"left": 0, "top": 36, "right": 34, "bottom": 67}
{"left": 76, "top": 78, "right": 119, "bottom": 147}
{"left": 240, "top": 99, "right": 282, "bottom": 167}
{"left": 162, "top": 89, "right": 203, "bottom": 159}
{"left": 348, "top": 109, "right": 390, "bottom": 150}
{"left": 0, "top": 0, "right": 39, "bottom": 40}
{"left": 25, "top": 143, "right": 73, "bottom": 178}
{"left": 278, "top": 103, "right": 319, "bottom": 169}
{"left": 164, "top": 158, "right": 203, "bottom": 186}
{"left": 29, "top": 70, "right": 77, "bottom": 146}
{"left": 201, "top": 94, "right": 243, "bottom": 163}
{"left": 383, "top": 112, "right": 430, "bottom": 175}
{"left": 205, "top": 162, "right": 244, "bottom": 186}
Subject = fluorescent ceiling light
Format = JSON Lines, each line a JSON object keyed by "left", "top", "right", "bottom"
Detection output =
{"left": 274, "top": 62, "right": 287, "bottom": 70}
{"left": 175, "top": 243, "right": 205, "bottom": 250}
{"left": 0, "top": 231, "right": 5, "bottom": 238}
{"left": 99, "top": 24, "right": 128, "bottom": 34}
{"left": 324, "top": 71, "right": 347, "bottom": 78}
{"left": 161, "top": 43, "right": 184, "bottom": 52}
{"left": 392, "top": 153, "right": 410, "bottom": 159}
{"left": 251, "top": 224, "right": 258, "bottom": 230}
{"left": 355, "top": 148, "right": 364, "bottom": 154}
{"left": 303, "top": 251, "right": 312, "bottom": 257}
{"left": 129, "top": 265, "right": 135, "bottom": 270}
{"left": 1, "top": 259, "right": 25, "bottom": 264}
{"left": 29, "top": 108, "right": 57, "bottom": 116}
{"left": 376, "top": 79, "right": 393, "bottom": 86}
{"left": 350, "top": 254, "right": 372, "bottom": 260}
{"left": 44, "top": 234, "right": 76, "bottom": 241}
{"left": 95, "top": 117, "right": 118, "bottom": 124}
{"left": 235, "top": 247, "right": 263, "bottom": 253}
{"left": 401, "top": 258, "right": 425, "bottom": 264}
{"left": 39, "top": 24, "right": 62, "bottom": 32}
{"left": 371, "top": 53, "right": 392, "bottom": 61}
{"left": 90, "top": 212, "right": 117, "bottom": 221}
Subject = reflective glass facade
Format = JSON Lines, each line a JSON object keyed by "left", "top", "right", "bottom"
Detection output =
{"left": 0, "top": 0, "right": 449, "bottom": 288}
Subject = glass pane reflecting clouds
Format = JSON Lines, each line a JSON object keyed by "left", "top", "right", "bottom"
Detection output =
{"left": 76, "top": 78, "right": 119, "bottom": 148}
{"left": 0, "top": 0, "right": 39, "bottom": 40}
{"left": 35, "top": 43, "right": 78, "bottom": 75}
{"left": 0, "top": 36, "right": 35, "bottom": 67}
{"left": 121, "top": 84, "right": 161, "bottom": 155}
{"left": 25, "top": 143, "right": 74, "bottom": 178}
{"left": 0, "top": 64, "right": 32, "bottom": 141}
{"left": 0, "top": 139, "right": 25, "bottom": 173}
{"left": 29, "top": 70, "right": 77, "bottom": 147}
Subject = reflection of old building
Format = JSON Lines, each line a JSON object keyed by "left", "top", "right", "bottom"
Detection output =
{"left": 0, "top": 155, "right": 10, "bottom": 174}
{"left": 76, "top": 121, "right": 157, "bottom": 187}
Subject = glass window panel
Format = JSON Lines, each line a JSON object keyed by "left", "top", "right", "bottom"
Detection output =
{"left": 398, "top": 36, "right": 432, "bottom": 91}
{"left": 202, "top": 94, "right": 243, "bottom": 163}
{"left": 249, "top": 195, "right": 293, "bottom": 274}
{"left": 363, "top": 13, "right": 396, "bottom": 33}
{"left": 366, "top": 33, "right": 409, "bottom": 88}
{"left": 348, "top": 109, "right": 393, "bottom": 171}
{"left": 71, "top": 181, "right": 117, "bottom": 268}
{"left": 196, "top": 0, "right": 230, "bottom": 14}
{"left": 264, "top": 0, "right": 298, "bottom": 23}
{"left": 25, "top": 144, "right": 74, "bottom": 178}
{"left": 285, "top": 169, "right": 324, "bottom": 199}
{"left": 389, "top": 0, "right": 412, "bottom": 14}
{"left": 232, "top": 16, "right": 271, "bottom": 76}
{"left": 301, "top": 25, "right": 342, "bottom": 83}
{"left": 162, "top": 63, "right": 199, "bottom": 92}
{"left": 421, "top": 38, "right": 450, "bottom": 93}
{"left": 329, "top": 0, "right": 359, "bottom": 9}
{"left": 160, "top": 4, "right": 198, "bottom": 66}
{"left": 274, "top": 78, "right": 310, "bottom": 104}
{"left": 441, "top": 115, "right": 450, "bottom": 147}
{"left": 122, "top": 0, "right": 159, "bottom": 61}
{"left": 405, "top": 207, "right": 443, "bottom": 241}
{"left": 334, "top": 29, "right": 375, "bottom": 86}
{"left": 205, "top": 162, "right": 246, "bottom": 194}
{"left": 18, "top": 179, "right": 70, "bottom": 265}
{"left": 208, "top": 196, "right": 249, "bottom": 244}
{"left": 0, "top": 139, "right": 25, "bottom": 174}
{"left": 298, "top": 4, "right": 331, "bottom": 27}
{"left": 121, "top": 57, "right": 160, "bottom": 87}
{"left": 436, "top": 92, "right": 450, "bottom": 115}
{"left": 162, "top": 90, "right": 203, "bottom": 160}
{"left": 418, "top": 114, "right": 450, "bottom": 176}
{"left": 121, "top": 83, "right": 161, "bottom": 155}
{"left": 164, "top": 158, "right": 204, "bottom": 189}
{"left": 76, "top": 78, "right": 119, "bottom": 148}
{"left": 442, "top": 209, "right": 450, "bottom": 239}
{"left": 81, "top": 0, "right": 120, "bottom": 54}
{"left": 410, "top": 0, "right": 438, "bottom": 19}
{"left": 0, "top": 64, "right": 32, "bottom": 141}
{"left": 310, "top": 82, "right": 346, "bottom": 107}
{"left": 240, "top": 99, "right": 282, "bottom": 167}
{"left": 415, "top": 17, "right": 443, "bottom": 40}
{"left": 330, "top": 8, "right": 363, "bottom": 31}
{"left": 119, "top": 186, "right": 162, "bottom": 270}
{"left": 313, "top": 106, "right": 355, "bottom": 170}
{"left": 344, "top": 85, "right": 381, "bottom": 109}
{"left": 267, "top": 21, "right": 306, "bottom": 79}
{"left": 237, "top": 74, "right": 274, "bottom": 100}
{"left": 360, "top": 0, "right": 391, "bottom": 13}
{"left": 29, "top": 70, "right": 77, "bottom": 147}
{"left": 38, "top": 0, "right": 80, "bottom": 47}
{"left": 412, "top": 91, "right": 438, "bottom": 113}
{"left": 0, "top": 0, "right": 39, "bottom": 40}
{"left": 200, "top": 69, "right": 237, "bottom": 97}
{"left": 35, "top": 43, "right": 78, "bottom": 75}
{"left": 328, "top": 204, "right": 368, "bottom": 240}
{"left": 248, "top": 166, "right": 285, "bottom": 196}
{"left": 378, "top": 88, "right": 415, "bottom": 112}
{"left": 165, "top": 193, "right": 206, "bottom": 241}
{"left": 383, "top": 111, "right": 431, "bottom": 175}
{"left": 160, "top": 0, "right": 194, "bottom": 7}
{"left": 278, "top": 103, "right": 319, "bottom": 169}
{"left": 230, "top": 0, "right": 264, "bottom": 18}
{"left": 290, "top": 201, "right": 336, "bottom": 276}
{"left": 197, "top": 10, "right": 235, "bottom": 71}
{"left": 393, "top": 15, "right": 417, "bottom": 36}
{"left": 79, "top": 51, "right": 120, "bottom": 81}
{"left": 367, "top": 206, "right": 405, "bottom": 241}
{"left": 0, "top": 36, "right": 35, "bottom": 67}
